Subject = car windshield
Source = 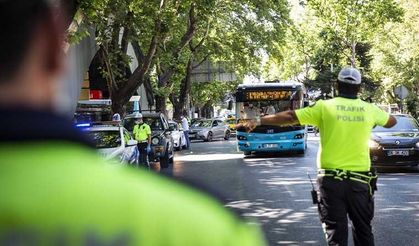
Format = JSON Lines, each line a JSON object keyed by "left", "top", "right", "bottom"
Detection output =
{"left": 86, "top": 130, "right": 121, "bottom": 149}
{"left": 192, "top": 120, "right": 212, "bottom": 127}
{"left": 169, "top": 123, "right": 178, "bottom": 130}
{"left": 237, "top": 100, "right": 301, "bottom": 120}
{"left": 373, "top": 116, "right": 419, "bottom": 132}
{"left": 124, "top": 117, "right": 164, "bottom": 131}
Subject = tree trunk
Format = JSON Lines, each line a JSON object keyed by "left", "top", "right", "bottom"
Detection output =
{"left": 143, "top": 77, "right": 155, "bottom": 108}
{"left": 351, "top": 42, "right": 357, "bottom": 66}
{"left": 172, "top": 99, "right": 183, "bottom": 120}
{"left": 111, "top": 95, "right": 126, "bottom": 117}
{"left": 155, "top": 95, "right": 167, "bottom": 116}
{"left": 172, "top": 58, "right": 193, "bottom": 120}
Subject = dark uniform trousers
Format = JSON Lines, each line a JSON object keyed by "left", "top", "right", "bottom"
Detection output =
{"left": 137, "top": 142, "right": 149, "bottom": 168}
{"left": 317, "top": 176, "right": 375, "bottom": 246}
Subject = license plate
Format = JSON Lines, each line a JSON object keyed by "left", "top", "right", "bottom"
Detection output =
{"left": 189, "top": 134, "right": 196, "bottom": 138}
{"left": 263, "top": 144, "right": 278, "bottom": 148}
{"left": 387, "top": 150, "right": 409, "bottom": 156}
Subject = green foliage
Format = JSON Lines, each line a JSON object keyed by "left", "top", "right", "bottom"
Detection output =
{"left": 267, "top": 0, "right": 408, "bottom": 100}
{"left": 191, "top": 81, "right": 239, "bottom": 108}
{"left": 75, "top": 0, "right": 291, "bottom": 113}
{"left": 369, "top": 0, "right": 419, "bottom": 115}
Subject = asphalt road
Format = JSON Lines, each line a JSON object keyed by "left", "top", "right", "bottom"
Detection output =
{"left": 162, "top": 134, "right": 419, "bottom": 246}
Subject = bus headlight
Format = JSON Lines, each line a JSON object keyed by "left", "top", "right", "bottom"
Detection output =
{"left": 294, "top": 134, "right": 304, "bottom": 139}
{"left": 237, "top": 135, "right": 247, "bottom": 140}
{"left": 368, "top": 140, "right": 379, "bottom": 148}
{"left": 415, "top": 142, "right": 419, "bottom": 148}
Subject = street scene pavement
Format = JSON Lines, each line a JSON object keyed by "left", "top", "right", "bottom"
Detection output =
{"left": 162, "top": 134, "right": 419, "bottom": 246}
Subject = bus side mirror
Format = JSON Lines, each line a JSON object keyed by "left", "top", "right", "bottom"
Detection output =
{"left": 303, "top": 101, "right": 310, "bottom": 108}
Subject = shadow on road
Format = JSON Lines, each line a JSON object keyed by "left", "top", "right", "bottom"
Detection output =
{"left": 244, "top": 152, "right": 306, "bottom": 159}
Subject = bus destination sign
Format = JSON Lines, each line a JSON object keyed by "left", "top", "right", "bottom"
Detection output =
{"left": 245, "top": 90, "right": 293, "bottom": 101}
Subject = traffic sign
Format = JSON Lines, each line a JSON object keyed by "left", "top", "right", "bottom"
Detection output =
{"left": 394, "top": 85, "right": 409, "bottom": 100}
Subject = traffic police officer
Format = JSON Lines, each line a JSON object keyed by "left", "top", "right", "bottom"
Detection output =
{"left": 0, "top": 1, "right": 266, "bottom": 245}
{"left": 133, "top": 113, "right": 152, "bottom": 167}
{"left": 241, "top": 67, "right": 397, "bottom": 246}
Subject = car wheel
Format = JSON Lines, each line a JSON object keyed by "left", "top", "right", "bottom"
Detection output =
{"left": 160, "top": 148, "right": 170, "bottom": 168}
{"left": 205, "top": 132, "right": 213, "bottom": 142}
{"left": 224, "top": 131, "right": 230, "bottom": 140}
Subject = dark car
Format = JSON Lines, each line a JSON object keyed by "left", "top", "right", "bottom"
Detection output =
{"left": 369, "top": 114, "right": 419, "bottom": 167}
{"left": 123, "top": 112, "right": 174, "bottom": 168}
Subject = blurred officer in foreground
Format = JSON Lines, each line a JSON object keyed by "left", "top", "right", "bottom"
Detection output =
{"left": 239, "top": 67, "right": 396, "bottom": 246}
{"left": 0, "top": 1, "right": 265, "bottom": 245}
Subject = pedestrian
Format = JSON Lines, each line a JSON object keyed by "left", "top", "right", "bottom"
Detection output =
{"left": 0, "top": 1, "right": 266, "bottom": 245}
{"left": 133, "top": 113, "right": 151, "bottom": 168}
{"left": 181, "top": 114, "right": 191, "bottom": 149}
{"left": 239, "top": 67, "right": 397, "bottom": 246}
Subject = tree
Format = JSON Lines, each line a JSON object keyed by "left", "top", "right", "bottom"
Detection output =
{"left": 77, "top": 0, "right": 202, "bottom": 115}
{"left": 190, "top": 81, "right": 238, "bottom": 118}
{"left": 267, "top": 0, "right": 404, "bottom": 99}
{"left": 370, "top": 0, "right": 419, "bottom": 116}
{"left": 167, "top": 0, "right": 291, "bottom": 119}
{"left": 77, "top": 0, "right": 290, "bottom": 117}
{"left": 307, "top": 0, "right": 403, "bottom": 66}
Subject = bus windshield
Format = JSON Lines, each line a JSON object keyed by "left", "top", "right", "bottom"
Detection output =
{"left": 237, "top": 100, "right": 301, "bottom": 120}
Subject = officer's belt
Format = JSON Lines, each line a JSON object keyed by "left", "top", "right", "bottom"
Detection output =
{"left": 137, "top": 140, "right": 148, "bottom": 143}
{"left": 318, "top": 169, "right": 375, "bottom": 183}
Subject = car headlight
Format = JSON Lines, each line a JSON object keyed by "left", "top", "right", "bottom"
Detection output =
{"left": 368, "top": 139, "right": 379, "bottom": 148}
{"left": 152, "top": 137, "right": 160, "bottom": 145}
{"left": 416, "top": 142, "right": 419, "bottom": 148}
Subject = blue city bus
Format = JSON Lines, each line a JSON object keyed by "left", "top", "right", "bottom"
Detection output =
{"left": 235, "top": 82, "right": 308, "bottom": 155}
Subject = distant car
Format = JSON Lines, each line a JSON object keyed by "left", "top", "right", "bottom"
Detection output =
{"left": 168, "top": 121, "right": 187, "bottom": 151}
{"left": 189, "top": 119, "right": 230, "bottom": 142}
{"left": 123, "top": 112, "right": 174, "bottom": 168}
{"left": 369, "top": 114, "right": 419, "bottom": 167}
{"left": 225, "top": 118, "right": 237, "bottom": 135}
{"left": 81, "top": 123, "right": 139, "bottom": 165}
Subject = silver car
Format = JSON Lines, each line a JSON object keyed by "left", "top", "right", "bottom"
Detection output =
{"left": 189, "top": 119, "right": 230, "bottom": 142}
{"left": 82, "top": 124, "right": 139, "bottom": 165}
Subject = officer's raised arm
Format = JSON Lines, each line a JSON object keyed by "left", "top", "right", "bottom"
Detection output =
{"left": 383, "top": 115, "right": 397, "bottom": 128}
{"left": 238, "top": 110, "right": 300, "bottom": 132}
{"left": 260, "top": 110, "right": 300, "bottom": 126}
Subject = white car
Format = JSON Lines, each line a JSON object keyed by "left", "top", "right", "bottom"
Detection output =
{"left": 81, "top": 123, "right": 139, "bottom": 165}
{"left": 168, "top": 121, "right": 187, "bottom": 151}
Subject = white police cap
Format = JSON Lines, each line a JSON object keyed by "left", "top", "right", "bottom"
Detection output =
{"left": 338, "top": 67, "right": 362, "bottom": 85}
{"left": 133, "top": 112, "right": 143, "bottom": 118}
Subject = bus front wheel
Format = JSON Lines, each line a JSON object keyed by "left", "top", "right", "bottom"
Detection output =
{"left": 297, "top": 149, "right": 305, "bottom": 155}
